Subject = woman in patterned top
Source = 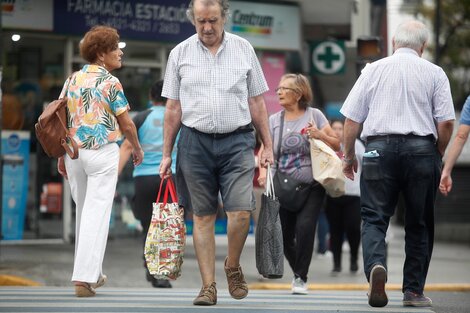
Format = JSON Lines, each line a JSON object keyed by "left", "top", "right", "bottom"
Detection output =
{"left": 57, "top": 26, "right": 144, "bottom": 297}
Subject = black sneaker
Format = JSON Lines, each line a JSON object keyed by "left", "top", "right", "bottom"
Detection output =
{"left": 368, "top": 264, "right": 388, "bottom": 307}
{"left": 403, "top": 290, "right": 432, "bottom": 307}
{"left": 331, "top": 266, "right": 341, "bottom": 276}
{"left": 146, "top": 272, "right": 172, "bottom": 288}
{"left": 152, "top": 279, "right": 172, "bottom": 288}
{"left": 350, "top": 261, "right": 359, "bottom": 273}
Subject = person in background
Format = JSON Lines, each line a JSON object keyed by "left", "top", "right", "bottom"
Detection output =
{"left": 315, "top": 207, "right": 330, "bottom": 257}
{"left": 341, "top": 20, "right": 454, "bottom": 308}
{"left": 57, "top": 25, "right": 144, "bottom": 297}
{"left": 439, "top": 95, "right": 470, "bottom": 196}
{"left": 118, "top": 80, "right": 176, "bottom": 288}
{"left": 1, "top": 88, "right": 24, "bottom": 130}
{"left": 325, "top": 119, "right": 364, "bottom": 275}
{"left": 159, "top": 0, "right": 274, "bottom": 306}
{"left": 258, "top": 73, "right": 340, "bottom": 295}
{"left": 252, "top": 134, "right": 264, "bottom": 228}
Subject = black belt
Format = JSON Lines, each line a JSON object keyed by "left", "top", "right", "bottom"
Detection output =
{"left": 366, "top": 134, "right": 435, "bottom": 143}
{"left": 188, "top": 124, "right": 254, "bottom": 139}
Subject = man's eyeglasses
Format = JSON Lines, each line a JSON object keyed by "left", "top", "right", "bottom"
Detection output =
{"left": 275, "top": 87, "right": 297, "bottom": 93}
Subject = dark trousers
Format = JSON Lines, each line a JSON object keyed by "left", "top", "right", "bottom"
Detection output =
{"left": 132, "top": 175, "right": 163, "bottom": 236}
{"left": 280, "top": 184, "right": 325, "bottom": 282}
{"left": 316, "top": 209, "right": 329, "bottom": 254}
{"left": 132, "top": 175, "right": 170, "bottom": 267}
{"left": 325, "top": 195, "right": 361, "bottom": 269}
{"left": 360, "top": 136, "right": 441, "bottom": 294}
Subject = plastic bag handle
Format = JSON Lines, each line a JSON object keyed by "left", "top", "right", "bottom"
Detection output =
{"left": 265, "top": 164, "right": 276, "bottom": 199}
{"left": 156, "top": 177, "right": 178, "bottom": 205}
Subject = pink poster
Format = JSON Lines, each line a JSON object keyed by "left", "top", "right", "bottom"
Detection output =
{"left": 261, "top": 53, "right": 286, "bottom": 115}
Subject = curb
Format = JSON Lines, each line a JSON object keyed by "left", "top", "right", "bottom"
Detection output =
{"left": 1, "top": 276, "right": 469, "bottom": 291}
{"left": 248, "top": 283, "right": 470, "bottom": 292}
{"left": 0, "top": 275, "right": 42, "bottom": 287}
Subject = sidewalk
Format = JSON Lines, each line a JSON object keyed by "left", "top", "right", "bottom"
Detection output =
{"left": 1, "top": 224, "right": 470, "bottom": 291}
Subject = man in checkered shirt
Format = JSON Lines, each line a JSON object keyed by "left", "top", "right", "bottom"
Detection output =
{"left": 160, "top": 0, "right": 274, "bottom": 306}
{"left": 341, "top": 20, "right": 455, "bottom": 308}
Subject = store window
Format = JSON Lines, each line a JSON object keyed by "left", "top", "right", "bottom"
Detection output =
{"left": 71, "top": 40, "right": 166, "bottom": 112}
{"left": 1, "top": 32, "right": 169, "bottom": 240}
{"left": 2, "top": 33, "right": 67, "bottom": 141}
{"left": 1, "top": 32, "right": 69, "bottom": 240}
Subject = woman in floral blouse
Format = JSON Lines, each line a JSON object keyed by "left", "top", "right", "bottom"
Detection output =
{"left": 57, "top": 26, "right": 144, "bottom": 297}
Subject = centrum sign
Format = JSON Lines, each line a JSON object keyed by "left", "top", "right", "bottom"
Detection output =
{"left": 231, "top": 10, "right": 273, "bottom": 35}
{"left": 310, "top": 41, "right": 346, "bottom": 75}
{"left": 226, "top": 1, "right": 301, "bottom": 51}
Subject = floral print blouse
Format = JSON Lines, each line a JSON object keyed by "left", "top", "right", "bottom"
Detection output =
{"left": 59, "top": 64, "right": 129, "bottom": 150}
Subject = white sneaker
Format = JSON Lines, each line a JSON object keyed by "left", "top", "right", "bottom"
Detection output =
{"left": 291, "top": 277, "right": 308, "bottom": 295}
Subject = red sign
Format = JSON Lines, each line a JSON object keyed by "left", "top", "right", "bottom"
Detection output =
{"left": 261, "top": 53, "right": 285, "bottom": 115}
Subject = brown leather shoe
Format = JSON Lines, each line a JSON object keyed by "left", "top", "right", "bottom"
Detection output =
{"left": 193, "top": 282, "right": 217, "bottom": 305}
{"left": 224, "top": 257, "right": 248, "bottom": 300}
{"left": 74, "top": 282, "right": 96, "bottom": 297}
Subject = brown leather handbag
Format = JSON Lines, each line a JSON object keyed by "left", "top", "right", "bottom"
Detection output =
{"left": 35, "top": 77, "right": 79, "bottom": 159}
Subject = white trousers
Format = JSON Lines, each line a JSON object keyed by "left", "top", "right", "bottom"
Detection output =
{"left": 65, "top": 143, "right": 119, "bottom": 283}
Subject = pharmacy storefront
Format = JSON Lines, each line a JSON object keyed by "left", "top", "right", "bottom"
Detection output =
{"left": 1, "top": 0, "right": 301, "bottom": 242}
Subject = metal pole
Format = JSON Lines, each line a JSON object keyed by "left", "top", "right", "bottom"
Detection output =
{"left": 434, "top": 0, "right": 441, "bottom": 64}
{"left": 0, "top": 4, "right": 4, "bottom": 243}
{"left": 62, "top": 39, "right": 74, "bottom": 243}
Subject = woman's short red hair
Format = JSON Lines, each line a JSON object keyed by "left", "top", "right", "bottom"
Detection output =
{"left": 80, "top": 26, "right": 119, "bottom": 63}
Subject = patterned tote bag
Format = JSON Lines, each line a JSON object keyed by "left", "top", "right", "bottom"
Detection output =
{"left": 144, "top": 177, "right": 186, "bottom": 280}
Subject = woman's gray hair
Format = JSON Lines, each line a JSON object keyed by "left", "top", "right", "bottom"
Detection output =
{"left": 186, "top": 0, "right": 230, "bottom": 23}
{"left": 394, "top": 20, "right": 429, "bottom": 51}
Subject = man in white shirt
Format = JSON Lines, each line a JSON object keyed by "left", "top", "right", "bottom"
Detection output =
{"left": 341, "top": 20, "right": 454, "bottom": 308}
{"left": 160, "top": 0, "right": 273, "bottom": 306}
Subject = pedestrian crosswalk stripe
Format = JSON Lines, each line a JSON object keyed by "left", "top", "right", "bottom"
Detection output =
{"left": 0, "top": 287, "right": 434, "bottom": 313}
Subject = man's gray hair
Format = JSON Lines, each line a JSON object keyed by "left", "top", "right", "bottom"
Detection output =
{"left": 186, "top": 0, "right": 230, "bottom": 23}
{"left": 394, "top": 20, "right": 429, "bottom": 51}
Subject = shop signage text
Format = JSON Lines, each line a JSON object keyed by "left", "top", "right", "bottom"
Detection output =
{"left": 227, "top": 1, "right": 301, "bottom": 51}
{"left": 54, "top": 0, "right": 194, "bottom": 42}
{"left": 231, "top": 10, "right": 273, "bottom": 35}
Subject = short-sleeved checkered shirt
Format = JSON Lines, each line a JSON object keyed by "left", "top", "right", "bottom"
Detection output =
{"left": 162, "top": 32, "right": 269, "bottom": 134}
{"left": 340, "top": 48, "right": 455, "bottom": 141}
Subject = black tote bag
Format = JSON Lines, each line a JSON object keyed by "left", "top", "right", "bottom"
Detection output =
{"left": 255, "top": 164, "right": 284, "bottom": 279}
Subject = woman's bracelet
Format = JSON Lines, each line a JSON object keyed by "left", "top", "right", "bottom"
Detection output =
{"left": 343, "top": 156, "right": 356, "bottom": 165}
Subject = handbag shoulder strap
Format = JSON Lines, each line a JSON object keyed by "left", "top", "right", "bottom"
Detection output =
{"left": 61, "top": 73, "right": 74, "bottom": 127}
{"left": 60, "top": 73, "right": 74, "bottom": 100}
{"left": 62, "top": 73, "right": 79, "bottom": 159}
{"left": 276, "top": 110, "right": 285, "bottom": 170}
